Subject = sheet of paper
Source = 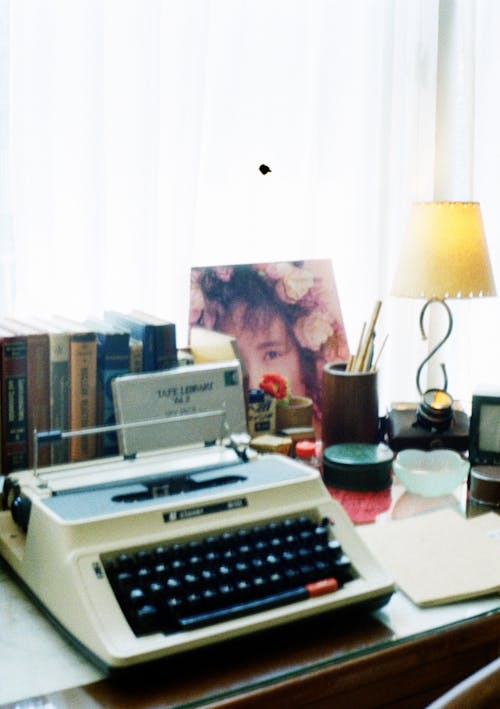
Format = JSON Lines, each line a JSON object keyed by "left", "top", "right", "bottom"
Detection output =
{"left": 358, "top": 509, "right": 500, "bottom": 606}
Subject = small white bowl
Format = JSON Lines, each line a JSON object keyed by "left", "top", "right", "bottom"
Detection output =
{"left": 393, "top": 449, "right": 469, "bottom": 497}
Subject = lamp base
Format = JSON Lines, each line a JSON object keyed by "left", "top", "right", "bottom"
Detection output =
{"left": 387, "top": 405, "right": 469, "bottom": 452}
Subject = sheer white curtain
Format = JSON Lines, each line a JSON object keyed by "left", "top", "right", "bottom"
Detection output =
{"left": 1, "top": 0, "right": 452, "bottom": 408}
{"left": 414, "top": 0, "right": 500, "bottom": 409}
{"left": 421, "top": 0, "right": 499, "bottom": 409}
{"left": 468, "top": 0, "right": 500, "bottom": 395}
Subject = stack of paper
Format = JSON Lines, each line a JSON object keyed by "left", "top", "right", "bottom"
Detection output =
{"left": 358, "top": 509, "right": 500, "bottom": 606}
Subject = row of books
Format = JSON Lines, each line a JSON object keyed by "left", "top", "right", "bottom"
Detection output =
{"left": 0, "top": 311, "right": 178, "bottom": 475}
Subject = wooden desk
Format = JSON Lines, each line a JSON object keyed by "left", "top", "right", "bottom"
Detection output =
{"left": 1, "top": 482, "right": 499, "bottom": 708}
{"left": 3, "top": 595, "right": 498, "bottom": 708}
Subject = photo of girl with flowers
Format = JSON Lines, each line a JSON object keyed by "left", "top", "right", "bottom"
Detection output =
{"left": 189, "top": 259, "right": 350, "bottom": 431}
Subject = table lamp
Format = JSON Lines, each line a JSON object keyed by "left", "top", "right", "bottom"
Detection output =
{"left": 390, "top": 201, "right": 496, "bottom": 439}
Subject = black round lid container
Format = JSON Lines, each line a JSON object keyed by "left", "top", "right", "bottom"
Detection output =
{"left": 323, "top": 443, "right": 394, "bottom": 491}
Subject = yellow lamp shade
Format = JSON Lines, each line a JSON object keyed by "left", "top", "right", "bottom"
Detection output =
{"left": 391, "top": 202, "right": 496, "bottom": 299}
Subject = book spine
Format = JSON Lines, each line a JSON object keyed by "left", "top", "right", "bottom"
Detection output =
{"left": 25, "top": 334, "right": 51, "bottom": 468}
{"left": 129, "top": 338, "right": 143, "bottom": 373}
{"left": 104, "top": 313, "right": 152, "bottom": 371}
{"left": 68, "top": 333, "right": 97, "bottom": 462}
{"left": 48, "top": 332, "right": 70, "bottom": 465}
{"left": 153, "top": 323, "right": 178, "bottom": 370}
{"left": 1, "top": 337, "right": 28, "bottom": 474}
{"left": 96, "top": 331, "right": 130, "bottom": 457}
{"left": 141, "top": 325, "right": 156, "bottom": 371}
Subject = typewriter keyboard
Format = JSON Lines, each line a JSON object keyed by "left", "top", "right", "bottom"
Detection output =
{"left": 103, "top": 514, "right": 355, "bottom": 637}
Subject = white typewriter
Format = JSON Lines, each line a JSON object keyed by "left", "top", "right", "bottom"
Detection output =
{"left": 0, "top": 361, "right": 394, "bottom": 671}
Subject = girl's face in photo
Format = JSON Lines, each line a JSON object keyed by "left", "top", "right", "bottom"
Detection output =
{"left": 221, "top": 304, "right": 305, "bottom": 396}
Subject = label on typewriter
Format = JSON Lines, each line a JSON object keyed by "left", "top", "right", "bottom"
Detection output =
{"left": 112, "top": 360, "right": 247, "bottom": 456}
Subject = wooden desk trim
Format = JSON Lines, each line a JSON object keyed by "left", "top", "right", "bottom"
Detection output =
{"left": 26, "top": 609, "right": 499, "bottom": 709}
{"left": 215, "top": 612, "right": 499, "bottom": 709}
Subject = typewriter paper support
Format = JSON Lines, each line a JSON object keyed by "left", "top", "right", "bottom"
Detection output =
{"left": 32, "top": 407, "right": 231, "bottom": 479}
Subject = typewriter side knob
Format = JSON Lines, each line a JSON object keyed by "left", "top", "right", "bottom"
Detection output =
{"left": 10, "top": 493, "right": 32, "bottom": 533}
{"left": 2, "top": 477, "right": 32, "bottom": 532}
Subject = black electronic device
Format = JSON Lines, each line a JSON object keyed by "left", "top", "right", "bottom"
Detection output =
{"left": 469, "top": 389, "right": 500, "bottom": 465}
{"left": 468, "top": 389, "right": 500, "bottom": 507}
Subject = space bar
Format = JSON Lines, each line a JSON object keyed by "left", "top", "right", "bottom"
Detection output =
{"left": 178, "top": 587, "right": 309, "bottom": 629}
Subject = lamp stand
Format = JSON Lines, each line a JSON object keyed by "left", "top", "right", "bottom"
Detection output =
{"left": 388, "top": 298, "right": 469, "bottom": 449}
{"left": 416, "top": 297, "right": 453, "bottom": 396}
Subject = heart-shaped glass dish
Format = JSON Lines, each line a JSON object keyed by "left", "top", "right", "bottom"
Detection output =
{"left": 393, "top": 448, "right": 470, "bottom": 497}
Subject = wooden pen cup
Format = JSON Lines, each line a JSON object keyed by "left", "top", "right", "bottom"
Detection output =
{"left": 321, "top": 362, "right": 379, "bottom": 448}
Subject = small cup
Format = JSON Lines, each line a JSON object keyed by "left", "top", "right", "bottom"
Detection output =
{"left": 275, "top": 395, "right": 313, "bottom": 431}
{"left": 321, "top": 362, "right": 379, "bottom": 448}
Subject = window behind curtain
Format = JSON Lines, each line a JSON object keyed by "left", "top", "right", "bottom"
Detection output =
{"left": 1, "top": 1, "right": 454, "bottom": 408}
